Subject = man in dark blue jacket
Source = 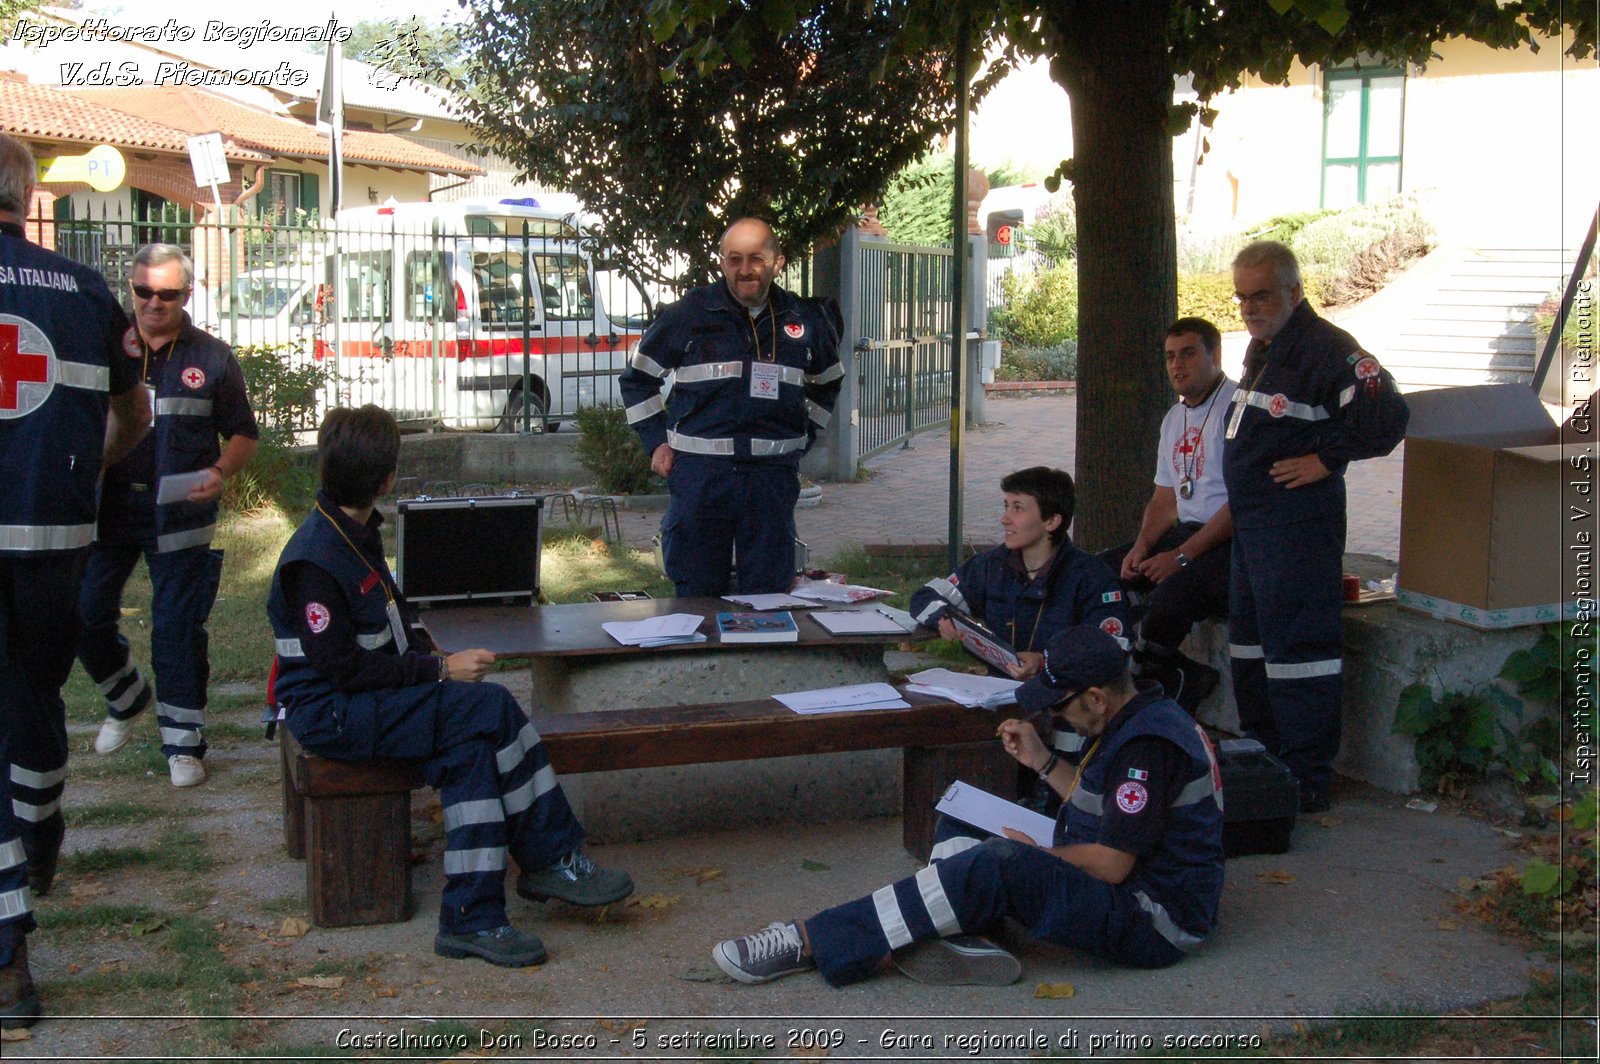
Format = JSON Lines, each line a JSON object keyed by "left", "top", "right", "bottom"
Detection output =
{"left": 78, "top": 244, "right": 259, "bottom": 789}
{"left": 1224, "top": 240, "right": 1408, "bottom": 813}
{"left": 0, "top": 133, "right": 150, "bottom": 1028}
{"left": 618, "top": 218, "right": 842, "bottom": 596}
{"left": 711, "top": 625, "right": 1224, "bottom": 987}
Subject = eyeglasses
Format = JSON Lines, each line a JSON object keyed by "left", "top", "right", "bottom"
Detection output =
{"left": 1232, "top": 289, "right": 1281, "bottom": 309}
{"left": 130, "top": 284, "right": 188, "bottom": 303}
{"left": 1050, "top": 689, "right": 1087, "bottom": 718}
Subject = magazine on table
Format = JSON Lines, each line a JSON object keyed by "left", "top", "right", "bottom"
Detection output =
{"left": 943, "top": 607, "right": 1022, "bottom": 671}
{"left": 716, "top": 611, "right": 800, "bottom": 643}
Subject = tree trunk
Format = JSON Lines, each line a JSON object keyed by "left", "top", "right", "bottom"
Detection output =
{"left": 1046, "top": 0, "right": 1179, "bottom": 551}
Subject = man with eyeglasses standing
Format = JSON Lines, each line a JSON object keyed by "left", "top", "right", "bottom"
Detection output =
{"left": 619, "top": 218, "right": 842, "bottom": 595}
{"left": 1224, "top": 241, "right": 1408, "bottom": 814}
{"left": 0, "top": 133, "right": 150, "bottom": 1028}
{"left": 77, "top": 244, "right": 259, "bottom": 789}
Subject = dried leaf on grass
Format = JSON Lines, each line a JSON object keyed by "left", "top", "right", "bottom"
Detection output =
{"left": 295, "top": 975, "right": 346, "bottom": 990}
{"left": 695, "top": 868, "right": 725, "bottom": 885}
{"left": 278, "top": 917, "right": 311, "bottom": 938}
{"left": 672, "top": 965, "right": 734, "bottom": 983}
{"left": 627, "top": 893, "right": 680, "bottom": 910}
{"left": 130, "top": 917, "right": 167, "bottom": 936}
{"left": 800, "top": 859, "right": 831, "bottom": 872}
{"left": 1437, "top": 918, "right": 1459, "bottom": 931}
{"left": 1, "top": 1027, "right": 32, "bottom": 1042}
{"left": 1256, "top": 870, "right": 1297, "bottom": 885}
{"left": 1034, "top": 982, "right": 1075, "bottom": 999}
{"left": 70, "top": 881, "right": 109, "bottom": 900}
{"left": 1315, "top": 815, "right": 1341, "bottom": 828}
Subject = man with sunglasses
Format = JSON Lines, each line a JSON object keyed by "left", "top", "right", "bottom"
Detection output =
{"left": 77, "top": 244, "right": 259, "bottom": 789}
{"left": 0, "top": 133, "right": 151, "bottom": 1029}
{"left": 619, "top": 217, "right": 842, "bottom": 596}
{"left": 712, "top": 625, "right": 1224, "bottom": 988}
{"left": 1224, "top": 241, "right": 1407, "bottom": 814}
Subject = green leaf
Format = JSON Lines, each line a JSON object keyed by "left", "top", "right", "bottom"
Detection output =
{"left": 1315, "top": 7, "right": 1350, "bottom": 36}
{"left": 1520, "top": 859, "right": 1561, "bottom": 896}
{"left": 1393, "top": 683, "right": 1437, "bottom": 736}
{"left": 1266, "top": 0, "right": 1295, "bottom": 14}
{"left": 130, "top": 916, "right": 168, "bottom": 936}
{"left": 763, "top": 0, "right": 797, "bottom": 36}
{"left": 800, "top": 858, "right": 830, "bottom": 872}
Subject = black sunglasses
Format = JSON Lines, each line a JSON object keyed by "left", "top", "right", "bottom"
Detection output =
{"left": 130, "top": 284, "right": 188, "bottom": 303}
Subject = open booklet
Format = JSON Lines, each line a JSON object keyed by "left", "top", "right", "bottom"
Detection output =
{"left": 934, "top": 779, "right": 1056, "bottom": 847}
{"left": 943, "top": 607, "right": 1022, "bottom": 671}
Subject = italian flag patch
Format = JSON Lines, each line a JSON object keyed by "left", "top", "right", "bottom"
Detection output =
{"left": 1127, "top": 768, "right": 1149, "bottom": 781}
{"left": 1102, "top": 590, "right": 1123, "bottom": 603}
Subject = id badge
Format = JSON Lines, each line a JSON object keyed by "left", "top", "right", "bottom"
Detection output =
{"left": 749, "top": 361, "right": 781, "bottom": 400}
{"left": 384, "top": 599, "right": 410, "bottom": 655}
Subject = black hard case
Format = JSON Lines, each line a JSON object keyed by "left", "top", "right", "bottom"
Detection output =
{"left": 1218, "top": 739, "right": 1300, "bottom": 857}
{"left": 395, "top": 495, "right": 543, "bottom": 607}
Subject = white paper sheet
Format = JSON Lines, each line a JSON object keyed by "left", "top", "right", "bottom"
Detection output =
{"left": 601, "top": 613, "right": 705, "bottom": 647}
{"left": 774, "top": 682, "right": 909, "bottom": 714}
{"left": 809, "top": 609, "right": 912, "bottom": 635}
{"left": 934, "top": 780, "right": 1056, "bottom": 847}
{"left": 789, "top": 581, "right": 892, "bottom": 603}
{"left": 156, "top": 469, "right": 211, "bottom": 504}
{"left": 903, "top": 667, "right": 1021, "bottom": 707}
{"left": 721, "top": 593, "right": 816, "bottom": 610}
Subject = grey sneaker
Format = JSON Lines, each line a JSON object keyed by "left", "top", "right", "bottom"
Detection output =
{"left": 516, "top": 849, "right": 633, "bottom": 906}
{"left": 433, "top": 924, "right": 546, "bottom": 967}
{"left": 712, "top": 921, "right": 815, "bottom": 984}
{"left": 892, "top": 934, "right": 1021, "bottom": 985}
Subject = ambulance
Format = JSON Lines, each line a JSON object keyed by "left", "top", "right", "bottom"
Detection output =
{"left": 215, "top": 196, "right": 657, "bottom": 431}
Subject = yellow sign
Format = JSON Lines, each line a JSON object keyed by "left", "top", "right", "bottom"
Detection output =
{"left": 37, "top": 144, "right": 127, "bottom": 193}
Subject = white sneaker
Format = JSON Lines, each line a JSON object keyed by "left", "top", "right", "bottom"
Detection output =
{"left": 94, "top": 715, "right": 136, "bottom": 756}
{"left": 168, "top": 754, "right": 206, "bottom": 788}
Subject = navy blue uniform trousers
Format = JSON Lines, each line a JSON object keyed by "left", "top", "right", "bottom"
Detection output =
{"left": 287, "top": 679, "right": 583, "bottom": 934}
{"left": 661, "top": 454, "right": 799, "bottom": 597}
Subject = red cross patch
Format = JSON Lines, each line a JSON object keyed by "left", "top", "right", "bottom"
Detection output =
{"left": 1099, "top": 617, "right": 1124, "bottom": 638}
{"left": 784, "top": 323, "right": 805, "bottom": 339}
{"left": 122, "top": 326, "right": 142, "bottom": 358}
{"left": 1354, "top": 356, "right": 1382, "bottom": 380}
{"left": 0, "top": 314, "right": 57, "bottom": 418}
{"left": 1268, "top": 393, "right": 1289, "bottom": 418}
{"left": 305, "top": 602, "right": 331, "bottom": 634}
{"left": 181, "top": 367, "right": 206, "bottom": 390}
{"left": 1115, "top": 780, "right": 1149, "bottom": 814}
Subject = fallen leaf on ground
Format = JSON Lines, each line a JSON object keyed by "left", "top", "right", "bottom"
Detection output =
{"left": 375, "top": 987, "right": 398, "bottom": 998}
{"left": 695, "top": 868, "right": 725, "bottom": 885}
{"left": 1315, "top": 815, "right": 1341, "bottom": 828}
{"left": 1034, "top": 982, "right": 1075, "bottom": 999}
{"left": 1437, "top": 918, "right": 1458, "bottom": 931}
{"left": 295, "top": 975, "right": 346, "bottom": 989}
{"left": 96, "top": 960, "right": 125, "bottom": 975}
{"left": 279, "top": 917, "right": 311, "bottom": 938}
{"left": 1, "top": 1027, "right": 32, "bottom": 1042}
{"left": 627, "top": 893, "right": 680, "bottom": 910}
{"left": 1256, "top": 870, "right": 1297, "bottom": 885}
{"left": 130, "top": 917, "right": 167, "bottom": 936}
{"left": 800, "top": 858, "right": 831, "bottom": 872}
{"left": 70, "top": 881, "right": 109, "bottom": 900}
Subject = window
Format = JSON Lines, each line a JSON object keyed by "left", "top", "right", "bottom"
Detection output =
{"left": 1322, "top": 67, "right": 1405, "bottom": 208}
{"left": 532, "top": 253, "right": 594, "bottom": 321}
{"left": 404, "top": 250, "right": 454, "bottom": 322}
{"left": 338, "top": 251, "right": 392, "bottom": 322}
{"left": 262, "top": 170, "right": 319, "bottom": 226}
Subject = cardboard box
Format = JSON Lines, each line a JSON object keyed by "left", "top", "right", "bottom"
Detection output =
{"left": 1397, "top": 384, "right": 1574, "bottom": 630}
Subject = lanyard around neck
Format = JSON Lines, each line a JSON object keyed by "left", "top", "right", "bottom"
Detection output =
{"left": 314, "top": 502, "right": 394, "bottom": 606}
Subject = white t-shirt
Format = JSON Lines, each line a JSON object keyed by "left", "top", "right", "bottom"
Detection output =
{"left": 1153, "top": 378, "right": 1237, "bottom": 525}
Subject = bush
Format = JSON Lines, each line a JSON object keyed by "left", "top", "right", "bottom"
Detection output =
{"left": 574, "top": 404, "right": 663, "bottom": 495}
{"left": 1291, "top": 197, "right": 1434, "bottom": 306}
{"left": 1019, "top": 194, "right": 1077, "bottom": 263}
{"left": 226, "top": 341, "right": 326, "bottom": 513}
{"left": 1251, "top": 208, "right": 1337, "bottom": 246}
{"left": 994, "top": 341, "right": 1077, "bottom": 382}
{"left": 990, "top": 261, "right": 1077, "bottom": 348}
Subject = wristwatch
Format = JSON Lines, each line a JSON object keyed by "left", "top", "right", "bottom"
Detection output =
{"left": 1175, "top": 551, "right": 1190, "bottom": 568}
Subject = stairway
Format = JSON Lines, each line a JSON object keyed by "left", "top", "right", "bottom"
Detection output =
{"left": 1383, "top": 247, "right": 1571, "bottom": 391}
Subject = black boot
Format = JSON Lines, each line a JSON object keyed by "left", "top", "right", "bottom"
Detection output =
{"left": 1136, "top": 643, "right": 1219, "bottom": 715}
{"left": 23, "top": 815, "right": 64, "bottom": 898}
{"left": 0, "top": 931, "right": 41, "bottom": 1029}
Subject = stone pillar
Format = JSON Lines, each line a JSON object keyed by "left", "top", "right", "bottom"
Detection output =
{"left": 965, "top": 169, "right": 990, "bottom": 427}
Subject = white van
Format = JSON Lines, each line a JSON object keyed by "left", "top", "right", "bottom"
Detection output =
{"left": 209, "top": 197, "right": 658, "bottom": 431}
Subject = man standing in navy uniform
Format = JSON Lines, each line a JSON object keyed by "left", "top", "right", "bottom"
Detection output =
{"left": 77, "top": 244, "right": 259, "bottom": 789}
{"left": 0, "top": 133, "right": 150, "bottom": 1028}
{"left": 619, "top": 218, "right": 843, "bottom": 596}
{"left": 1224, "top": 241, "right": 1408, "bottom": 813}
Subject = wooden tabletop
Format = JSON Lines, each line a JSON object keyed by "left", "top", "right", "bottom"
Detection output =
{"left": 421, "top": 597, "right": 920, "bottom": 658}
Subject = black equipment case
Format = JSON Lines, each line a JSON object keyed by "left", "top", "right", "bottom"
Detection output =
{"left": 1217, "top": 738, "right": 1299, "bottom": 857}
{"left": 395, "top": 494, "right": 543, "bottom": 608}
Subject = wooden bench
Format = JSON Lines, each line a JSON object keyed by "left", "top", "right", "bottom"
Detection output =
{"left": 279, "top": 693, "right": 1014, "bottom": 927}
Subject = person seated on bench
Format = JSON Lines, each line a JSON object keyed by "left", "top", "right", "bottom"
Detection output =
{"left": 266, "top": 405, "right": 632, "bottom": 968}
{"left": 1098, "top": 318, "right": 1235, "bottom": 713}
{"left": 711, "top": 624, "right": 1225, "bottom": 987}
{"left": 909, "top": 466, "right": 1127, "bottom": 682}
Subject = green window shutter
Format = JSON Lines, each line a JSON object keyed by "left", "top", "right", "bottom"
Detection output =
{"left": 300, "top": 173, "right": 320, "bottom": 217}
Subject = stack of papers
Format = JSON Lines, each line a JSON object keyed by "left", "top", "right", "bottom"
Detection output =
{"left": 790, "top": 581, "right": 892, "bottom": 604}
{"left": 774, "top": 683, "right": 910, "bottom": 715}
{"left": 810, "top": 608, "right": 915, "bottom": 636}
{"left": 935, "top": 780, "right": 1056, "bottom": 847}
{"left": 903, "top": 667, "right": 1022, "bottom": 709}
{"left": 600, "top": 613, "right": 707, "bottom": 647}
{"left": 721, "top": 593, "right": 816, "bottom": 610}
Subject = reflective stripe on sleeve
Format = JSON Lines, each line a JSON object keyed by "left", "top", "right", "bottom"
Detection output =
{"left": 0, "top": 523, "right": 95, "bottom": 551}
{"left": 629, "top": 351, "right": 668, "bottom": 378}
{"left": 1229, "top": 643, "right": 1265, "bottom": 660}
{"left": 275, "top": 637, "right": 305, "bottom": 659}
{"left": 804, "top": 363, "right": 844, "bottom": 385}
{"left": 56, "top": 359, "right": 110, "bottom": 391}
{"left": 625, "top": 395, "right": 665, "bottom": 424}
{"left": 1234, "top": 388, "right": 1329, "bottom": 422}
{"left": 806, "top": 400, "right": 831, "bottom": 428}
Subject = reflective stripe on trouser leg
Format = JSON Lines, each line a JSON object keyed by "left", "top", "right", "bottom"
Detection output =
{"left": 76, "top": 541, "right": 152, "bottom": 722}
{"left": 147, "top": 546, "right": 223, "bottom": 760}
{"left": 805, "top": 858, "right": 967, "bottom": 986}
{"left": 9, "top": 761, "right": 66, "bottom": 824}
{"left": 1227, "top": 534, "right": 1273, "bottom": 747}
{"left": 495, "top": 703, "right": 583, "bottom": 875}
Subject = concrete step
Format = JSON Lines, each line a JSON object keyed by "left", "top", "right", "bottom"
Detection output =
{"left": 1392, "top": 365, "right": 1533, "bottom": 389}
{"left": 1384, "top": 347, "right": 1535, "bottom": 372}
{"left": 1389, "top": 332, "right": 1537, "bottom": 355}
{"left": 1405, "top": 304, "right": 1540, "bottom": 324}
{"left": 1434, "top": 281, "right": 1561, "bottom": 300}
{"left": 1400, "top": 319, "right": 1537, "bottom": 340}
{"left": 1470, "top": 247, "right": 1577, "bottom": 264}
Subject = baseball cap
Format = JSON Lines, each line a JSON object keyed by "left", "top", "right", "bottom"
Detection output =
{"left": 1015, "top": 624, "right": 1130, "bottom": 714}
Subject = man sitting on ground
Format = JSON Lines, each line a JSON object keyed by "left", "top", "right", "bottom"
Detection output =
{"left": 711, "top": 625, "right": 1225, "bottom": 987}
{"left": 1099, "top": 318, "right": 1236, "bottom": 712}
{"left": 267, "top": 406, "right": 632, "bottom": 967}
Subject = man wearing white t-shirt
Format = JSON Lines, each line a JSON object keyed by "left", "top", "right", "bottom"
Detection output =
{"left": 1100, "top": 318, "right": 1235, "bottom": 712}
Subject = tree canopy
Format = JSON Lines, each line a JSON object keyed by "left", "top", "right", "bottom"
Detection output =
{"left": 450, "top": 0, "right": 970, "bottom": 287}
